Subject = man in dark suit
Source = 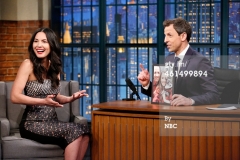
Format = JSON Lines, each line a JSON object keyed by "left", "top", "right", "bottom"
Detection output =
{"left": 138, "top": 17, "right": 220, "bottom": 106}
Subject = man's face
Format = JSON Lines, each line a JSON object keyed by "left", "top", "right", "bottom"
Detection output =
{"left": 164, "top": 24, "right": 183, "bottom": 54}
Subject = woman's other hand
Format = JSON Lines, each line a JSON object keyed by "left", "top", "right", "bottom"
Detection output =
{"left": 71, "top": 90, "right": 89, "bottom": 101}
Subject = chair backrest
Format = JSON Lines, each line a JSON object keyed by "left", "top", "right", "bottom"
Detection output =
{"left": 0, "top": 81, "right": 7, "bottom": 118}
{"left": 220, "top": 80, "right": 240, "bottom": 104}
{"left": 0, "top": 80, "right": 80, "bottom": 130}
{"left": 56, "top": 81, "right": 80, "bottom": 122}
{"left": 214, "top": 67, "right": 240, "bottom": 95}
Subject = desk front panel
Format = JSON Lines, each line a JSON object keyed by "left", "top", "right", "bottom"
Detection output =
{"left": 91, "top": 110, "right": 240, "bottom": 160}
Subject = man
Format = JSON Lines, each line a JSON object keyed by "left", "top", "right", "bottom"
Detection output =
{"left": 138, "top": 17, "right": 220, "bottom": 106}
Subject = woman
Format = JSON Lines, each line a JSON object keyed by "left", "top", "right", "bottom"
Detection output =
{"left": 11, "top": 28, "right": 90, "bottom": 160}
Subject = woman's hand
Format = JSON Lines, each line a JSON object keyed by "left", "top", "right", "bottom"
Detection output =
{"left": 45, "top": 95, "right": 63, "bottom": 107}
{"left": 71, "top": 90, "right": 89, "bottom": 102}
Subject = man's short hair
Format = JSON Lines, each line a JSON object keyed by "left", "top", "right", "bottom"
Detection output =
{"left": 163, "top": 17, "right": 192, "bottom": 42}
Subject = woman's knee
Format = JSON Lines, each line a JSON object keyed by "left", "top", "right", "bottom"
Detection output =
{"left": 82, "top": 135, "right": 90, "bottom": 142}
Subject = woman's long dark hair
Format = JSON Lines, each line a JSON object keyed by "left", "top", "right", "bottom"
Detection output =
{"left": 28, "top": 27, "right": 62, "bottom": 88}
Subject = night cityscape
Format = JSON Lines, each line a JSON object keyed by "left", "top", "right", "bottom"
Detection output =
{"left": 54, "top": 0, "right": 240, "bottom": 120}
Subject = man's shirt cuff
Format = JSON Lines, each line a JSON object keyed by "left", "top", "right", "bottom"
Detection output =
{"left": 189, "top": 98, "right": 195, "bottom": 105}
{"left": 142, "top": 82, "right": 150, "bottom": 90}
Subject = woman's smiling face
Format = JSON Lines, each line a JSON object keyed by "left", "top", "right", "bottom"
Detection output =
{"left": 154, "top": 66, "right": 160, "bottom": 82}
{"left": 33, "top": 32, "right": 50, "bottom": 59}
{"left": 161, "top": 72, "right": 167, "bottom": 87}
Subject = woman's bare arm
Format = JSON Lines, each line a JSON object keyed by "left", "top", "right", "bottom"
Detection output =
{"left": 11, "top": 59, "right": 63, "bottom": 107}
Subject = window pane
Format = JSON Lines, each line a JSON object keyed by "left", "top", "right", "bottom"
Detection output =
{"left": 73, "top": 7, "right": 81, "bottom": 43}
{"left": 229, "top": 2, "right": 240, "bottom": 43}
{"left": 62, "top": 47, "right": 73, "bottom": 81}
{"left": 72, "top": 6, "right": 99, "bottom": 44}
{"left": 127, "top": 5, "right": 137, "bottom": 43}
{"left": 198, "top": 48, "right": 220, "bottom": 67}
{"left": 82, "top": 7, "right": 92, "bottom": 43}
{"left": 198, "top": 3, "right": 211, "bottom": 43}
{"left": 176, "top": 3, "right": 186, "bottom": 18}
{"left": 165, "top": 4, "right": 175, "bottom": 20}
{"left": 117, "top": 51, "right": 127, "bottom": 84}
{"left": 83, "top": 0, "right": 91, "bottom": 5}
{"left": 188, "top": 3, "right": 199, "bottom": 43}
{"left": 62, "top": 7, "right": 72, "bottom": 44}
{"left": 128, "top": 48, "right": 138, "bottom": 84}
{"left": 165, "top": 0, "right": 175, "bottom": 2}
{"left": 92, "top": 0, "right": 99, "bottom": 5}
{"left": 73, "top": 0, "right": 80, "bottom": 5}
{"left": 107, "top": 86, "right": 117, "bottom": 101}
{"left": 229, "top": 48, "right": 240, "bottom": 69}
{"left": 63, "top": 0, "right": 72, "bottom": 6}
{"left": 107, "top": 0, "right": 116, "bottom": 5}
{"left": 92, "top": 7, "right": 99, "bottom": 43}
{"left": 138, "top": 5, "right": 148, "bottom": 40}
{"left": 149, "top": 0, "right": 157, "bottom": 3}
{"left": 138, "top": 0, "right": 148, "bottom": 4}
{"left": 118, "top": 86, "right": 127, "bottom": 100}
{"left": 214, "top": 3, "right": 221, "bottom": 43}
{"left": 149, "top": 5, "right": 157, "bottom": 43}
{"left": 117, "top": 6, "right": 126, "bottom": 43}
{"left": 81, "top": 85, "right": 92, "bottom": 121}
{"left": 92, "top": 48, "right": 99, "bottom": 84}
{"left": 72, "top": 47, "right": 82, "bottom": 81}
{"left": 106, "top": 6, "right": 116, "bottom": 43}
{"left": 82, "top": 48, "right": 91, "bottom": 84}
{"left": 107, "top": 48, "right": 117, "bottom": 85}
{"left": 119, "top": 0, "right": 126, "bottom": 4}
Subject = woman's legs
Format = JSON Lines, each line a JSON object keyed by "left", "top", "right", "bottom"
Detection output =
{"left": 65, "top": 136, "right": 82, "bottom": 160}
{"left": 77, "top": 135, "right": 90, "bottom": 160}
{"left": 64, "top": 135, "right": 90, "bottom": 160}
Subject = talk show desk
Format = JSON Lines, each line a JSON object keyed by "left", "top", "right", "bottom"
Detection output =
{"left": 91, "top": 101, "right": 240, "bottom": 160}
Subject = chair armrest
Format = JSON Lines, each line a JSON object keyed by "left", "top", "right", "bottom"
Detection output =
{"left": 0, "top": 118, "right": 10, "bottom": 137}
{"left": 74, "top": 116, "right": 88, "bottom": 126}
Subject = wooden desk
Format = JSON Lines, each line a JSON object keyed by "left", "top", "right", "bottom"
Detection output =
{"left": 91, "top": 101, "right": 240, "bottom": 160}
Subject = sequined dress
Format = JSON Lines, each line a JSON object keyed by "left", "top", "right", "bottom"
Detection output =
{"left": 19, "top": 79, "right": 89, "bottom": 149}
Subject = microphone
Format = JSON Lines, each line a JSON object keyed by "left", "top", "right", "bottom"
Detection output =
{"left": 123, "top": 78, "right": 141, "bottom": 100}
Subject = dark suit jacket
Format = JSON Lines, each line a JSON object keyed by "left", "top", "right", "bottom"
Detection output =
{"left": 141, "top": 47, "right": 220, "bottom": 105}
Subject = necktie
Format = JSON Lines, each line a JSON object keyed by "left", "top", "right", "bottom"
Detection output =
{"left": 174, "top": 57, "right": 180, "bottom": 93}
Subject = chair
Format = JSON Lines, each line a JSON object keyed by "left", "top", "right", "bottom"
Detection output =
{"left": 0, "top": 81, "right": 89, "bottom": 160}
{"left": 214, "top": 67, "right": 240, "bottom": 103}
{"left": 220, "top": 80, "right": 240, "bottom": 104}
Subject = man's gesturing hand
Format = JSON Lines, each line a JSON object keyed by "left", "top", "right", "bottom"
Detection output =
{"left": 137, "top": 64, "right": 150, "bottom": 87}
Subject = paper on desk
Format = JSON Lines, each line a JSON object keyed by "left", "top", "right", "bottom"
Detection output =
{"left": 206, "top": 106, "right": 237, "bottom": 110}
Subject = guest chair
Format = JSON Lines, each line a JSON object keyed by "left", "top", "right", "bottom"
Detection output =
{"left": 214, "top": 67, "right": 240, "bottom": 104}
{"left": 0, "top": 81, "right": 89, "bottom": 160}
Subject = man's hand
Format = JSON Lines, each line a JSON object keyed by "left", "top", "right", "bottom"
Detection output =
{"left": 170, "top": 94, "right": 193, "bottom": 106}
{"left": 137, "top": 64, "right": 150, "bottom": 87}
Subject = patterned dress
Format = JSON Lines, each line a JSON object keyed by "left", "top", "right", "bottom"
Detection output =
{"left": 19, "top": 79, "right": 90, "bottom": 149}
